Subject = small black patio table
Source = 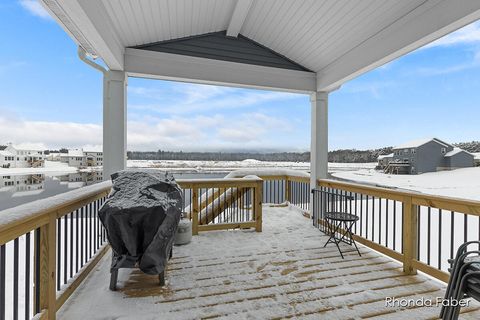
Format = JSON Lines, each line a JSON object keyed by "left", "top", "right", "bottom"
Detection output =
{"left": 324, "top": 211, "right": 361, "bottom": 259}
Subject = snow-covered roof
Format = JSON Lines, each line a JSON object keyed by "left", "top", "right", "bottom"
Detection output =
{"left": 67, "top": 149, "right": 84, "bottom": 157}
{"left": 473, "top": 152, "right": 480, "bottom": 160}
{"left": 83, "top": 145, "right": 103, "bottom": 153}
{"left": 393, "top": 138, "right": 452, "bottom": 150}
{"left": 377, "top": 153, "right": 394, "bottom": 160}
{"left": 444, "top": 148, "right": 472, "bottom": 157}
{"left": 0, "top": 150, "right": 14, "bottom": 156}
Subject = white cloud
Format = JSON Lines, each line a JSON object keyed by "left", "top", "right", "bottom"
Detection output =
{"left": 425, "top": 21, "right": 480, "bottom": 48}
{"left": 0, "top": 115, "right": 102, "bottom": 149}
{"left": 341, "top": 81, "right": 396, "bottom": 98}
{"left": 0, "top": 112, "right": 296, "bottom": 151}
{"left": 19, "top": 0, "right": 52, "bottom": 20}
{"left": 129, "top": 83, "right": 301, "bottom": 114}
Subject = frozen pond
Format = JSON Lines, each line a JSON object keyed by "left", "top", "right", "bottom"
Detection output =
{"left": 0, "top": 171, "right": 226, "bottom": 211}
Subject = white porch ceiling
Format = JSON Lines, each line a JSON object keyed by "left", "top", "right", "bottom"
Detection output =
{"left": 42, "top": 0, "right": 480, "bottom": 92}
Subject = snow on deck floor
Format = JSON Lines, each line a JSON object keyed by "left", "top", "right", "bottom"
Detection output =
{"left": 59, "top": 206, "right": 480, "bottom": 320}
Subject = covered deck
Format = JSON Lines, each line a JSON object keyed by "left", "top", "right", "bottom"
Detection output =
{"left": 58, "top": 205, "right": 480, "bottom": 320}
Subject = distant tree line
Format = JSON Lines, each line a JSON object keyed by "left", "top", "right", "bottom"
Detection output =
{"left": 127, "top": 150, "right": 311, "bottom": 162}
{"left": 453, "top": 141, "right": 480, "bottom": 153}
{"left": 126, "top": 147, "right": 395, "bottom": 163}
{"left": 42, "top": 141, "right": 479, "bottom": 163}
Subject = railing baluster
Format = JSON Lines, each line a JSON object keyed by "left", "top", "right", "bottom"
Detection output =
{"left": 366, "top": 195, "right": 369, "bottom": 239}
{"left": 450, "top": 211, "right": 454, "bottom": 260}
{"left": 438, "top": 209, "right": 442, "bottom": 269}
{"left": 70, "top": 211, "right": 74, "bottom": 278}
{"left": 378, "top": 197, "right": 382, "bottom": 245}
{"left": 25, "top": 232, "right": 31, "bottom": 320}
{"left": 386, "top": 199, "right": 389, "bottom": 248}
{"left": 80, "top": 207, "right": 84, "bottom": 267}
{"left": 427, "top": 207, "right": 431, "bottom": 265}
{"left": 64, "top": 215, "right": 68, "bottom": 285}
{"left": 372, "top": 196, "right": 375, "bottom": 242}
{"left": 417, "top": 206, "right": 421, "bottom": 260}
{"left": 76, "top": 209, "right": 79, "bottom": 273}
{"left": 360, "top": 194, "right": 363, "bottom": 237}
{"left": 89, "top": 203, "right": 93, "bottom": 259}
{"left": 14, "top": 238, "right": 19, "bottom": 320}
{"left": 393, "top": 200, "right": 397, "bottom": 251}
{"left": 57, "top": 218, "right": 61, "bottom": 291}
{"left": 34, "top": 228, "right": 40, "bottom": 314}
{"left": 0, "top": 244, "right": 5, "bottom": 320}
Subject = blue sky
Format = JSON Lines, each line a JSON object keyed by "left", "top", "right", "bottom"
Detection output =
{"left": 1, "top": 1, "right": 479, "bottom": 152}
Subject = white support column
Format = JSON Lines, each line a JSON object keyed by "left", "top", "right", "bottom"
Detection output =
{"left": 310, "top": 91, "right": 328, "bottom": 202}
{"left": 103, "top": 70, "right": 127, "bottom": 180}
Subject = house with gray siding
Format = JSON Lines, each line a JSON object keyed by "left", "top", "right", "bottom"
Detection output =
{"left": 383, "top": 138, "right": 474, "bottom": 174}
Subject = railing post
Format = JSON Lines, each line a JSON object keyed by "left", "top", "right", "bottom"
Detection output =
{"left": 35, "top": 213, "right": 57, "bottom": 319}
{"left": 285, "top": 176, "right": 290, "bottom": 203}
{"left": 192, "top": 187, "right": 199, "bottom": 236}
{"left": 403, "top": 196, "right": 418, "bottom": 275}
{"left": 255, "top": 180, "right": 263, "bottom": 232}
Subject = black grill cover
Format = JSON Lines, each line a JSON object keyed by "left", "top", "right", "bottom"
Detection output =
{"left": 99, "top": 170, "right": 183, "bottom": 275}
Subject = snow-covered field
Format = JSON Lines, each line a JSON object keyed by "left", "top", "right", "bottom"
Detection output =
{"left": 126, "top": 159, "right": 376, "bottom": 173}
{"left": 333, "top": 166, "right": 480, "bottom": 201}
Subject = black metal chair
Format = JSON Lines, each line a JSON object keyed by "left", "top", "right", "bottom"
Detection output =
{"left": 441, "top": 241, "right": 480, "bottom": 319}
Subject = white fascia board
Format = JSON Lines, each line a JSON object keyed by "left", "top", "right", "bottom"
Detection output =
{"left": 227, "top": 0, "right": 254, "bottom": 37}
{"left": 124, "top": 48, "right": 316, "bottom": 93}
{"left": 42, "top": 0, "right": 124, "bottom": 70}
{"left": 317, "top": 0, "right": 480, "bottom": 91}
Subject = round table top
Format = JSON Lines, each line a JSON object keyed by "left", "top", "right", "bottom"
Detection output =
{"left": 325, "top": 212, "right": 360, "bottom": 222}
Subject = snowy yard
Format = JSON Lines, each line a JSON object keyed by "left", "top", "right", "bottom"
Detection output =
{"left": 332, "top": 167, "right": 480, "bottom": 201}
{"left": 127, "top": 159, "right": 376, "bottom": 173}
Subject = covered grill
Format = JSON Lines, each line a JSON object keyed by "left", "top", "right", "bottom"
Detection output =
{"left": 99, "top": 170, "right": 183, "bottom": 290}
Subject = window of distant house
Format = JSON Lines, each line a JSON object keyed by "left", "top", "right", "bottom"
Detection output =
{"left": 411, "top": 149, "right": 416, "bottom": 154}
{"left": 404, "top": 149, "right": 409, "bottom": 154}
{"left": 441, "top": 147, "right": 446, "bottom": 154}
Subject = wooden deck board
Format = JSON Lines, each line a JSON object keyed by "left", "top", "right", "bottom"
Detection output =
{"left": 58, "top": 206, "right": 480, "bottom": 320}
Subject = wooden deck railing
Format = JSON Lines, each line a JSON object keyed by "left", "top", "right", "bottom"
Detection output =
{"left": 177, "top": 177, "right": 263, "bottom": 234}
{"left": 0, "top": 181, "right": 111, "bottom": 320}
{"left": 314, "top": 179, "right": 480, "bottom": 283}
{"left": 0, "top": 175, "right": 267, "bottom": 320}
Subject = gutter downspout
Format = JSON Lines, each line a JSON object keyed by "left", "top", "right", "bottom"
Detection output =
{"left": 78, "top": 47, "right": 110, "bottom": 180}
{"left": 78, "top": 47, "right": 108, "bottom": 109}
{"left": 77, "top": 47, "right": 107, "bottom": 75}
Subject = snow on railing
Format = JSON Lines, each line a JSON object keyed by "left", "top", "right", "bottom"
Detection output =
{"left": 0, "top": 181, "right": 111, "bottom": 320}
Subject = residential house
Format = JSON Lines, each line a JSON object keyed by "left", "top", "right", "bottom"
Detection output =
{"left": 60, "top": 149, "right": 103, "bottom": 168}
{"left": 0, "top": 144, "right": 45, "bottom": 168}
{"left": 384, "top": 138, "right": 474, "bottom": 174}
{"left": 376, "top": 153, "right": 394, "bottom": 169}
